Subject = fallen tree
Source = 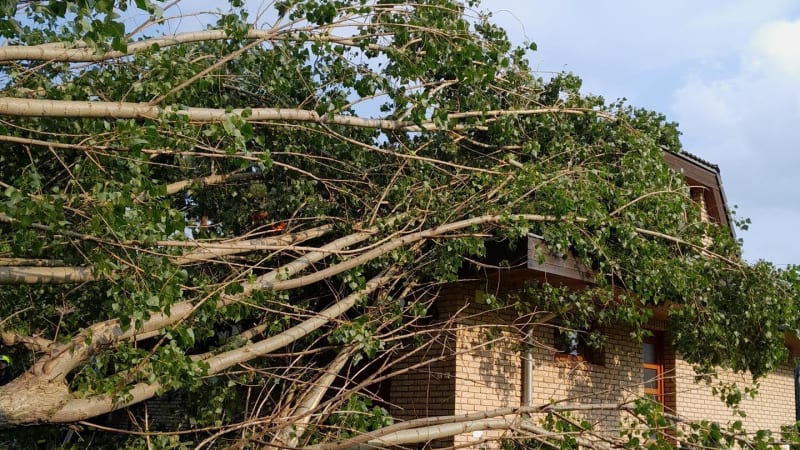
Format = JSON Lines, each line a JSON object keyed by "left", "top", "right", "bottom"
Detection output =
{"left": 0, "top": 0, "right": 798, "bottom": 448}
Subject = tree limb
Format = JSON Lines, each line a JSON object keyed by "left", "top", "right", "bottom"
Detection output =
{"left": 0, "top": 226, "right": 337, "bottom": 283}
{"left": 0, "top": 258, "right": 66, "bottom": 267}
{"left": 0, "top": 266, "right": 95, "bottom": 284}
{"left": 0, "top": 30, "right": 385, "bottom": 63}
{"left": 163, "top": 171, "right": 266, "bottom": 195}
{"left": 0, "top": 330, "right": 54, "bottom": 352}
{"left": 45, "top": 274, "right": 392, "bottom": 424}
{"left": 0, "top": 98, "right": 604, "bottom": 132}
{"left": 15, "top": 228, "right": 375, "bottom": 388}
{"left": 173, "top": 224, "right": 335, "bottom": 265}
{"left": 253, "top": 214, "right": 560, "bottom": 291}
{"left": 270, "top": 346, "right": 357, "bottom": 448}
{"left": 348, "top": 417, "right": 519, "bottom": 449}
{"left": 308, "top": 403, "right": 625, "bottom": 450}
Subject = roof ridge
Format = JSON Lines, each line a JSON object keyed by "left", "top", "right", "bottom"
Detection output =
{"left": 678, "top": 150, "right": 720, "bottom": 173}
{"left": 659, "top": 146, "right": 720, "bottom": 173}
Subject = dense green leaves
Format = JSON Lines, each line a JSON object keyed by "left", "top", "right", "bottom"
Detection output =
{"left": 0, "top": 0, "right": 798, "bottom": 448}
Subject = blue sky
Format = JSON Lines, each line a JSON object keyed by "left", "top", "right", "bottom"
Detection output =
{"left": 477, "top": 0, "right": 800, "bottom": 265}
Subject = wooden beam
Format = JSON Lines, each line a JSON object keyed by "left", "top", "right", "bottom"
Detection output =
{"left": 527, "top": 235, "right": 594, "bottom": 283}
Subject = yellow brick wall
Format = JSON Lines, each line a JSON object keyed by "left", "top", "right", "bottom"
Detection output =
{"left": 674, "top": 357, "right": 795, "bottom": 433}
{"left": 387, "top": 281, "right": 480, "bottom": 448}
{"left": 447, "top": 320, "right": 646, "bottom": 447}
{"left": 389, "top": 282, "right": 798, "bottom": 448}
{"left": 528, "top": 325, "right": 642, "bottom": 434}
{"left": 453, "top": 324, "right": 522, "bottom": 447}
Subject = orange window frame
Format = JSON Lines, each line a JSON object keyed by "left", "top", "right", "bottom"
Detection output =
{"left": 643, "top": 335, "right": 665, "bottom": 405}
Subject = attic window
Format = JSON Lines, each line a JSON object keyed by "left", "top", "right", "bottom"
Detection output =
{"left": 690, "top": 187, "right": 711, "bottom": 223}
{"left": 554, "top": 327, "right": 604, "bottom": 365}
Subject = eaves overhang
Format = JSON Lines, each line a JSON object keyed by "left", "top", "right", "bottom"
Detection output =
{"left": 661, "top": 149, "right": 734, "bottom": 239}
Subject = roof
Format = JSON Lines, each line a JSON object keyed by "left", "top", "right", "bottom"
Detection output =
{"left": 661, "top": 149, "right": 732, "bottom": 236}
{"left": 669, "top": 149, "right": 720, "bottom": 174}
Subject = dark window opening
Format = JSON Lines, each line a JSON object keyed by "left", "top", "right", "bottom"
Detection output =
{"left": 554, "top": 327, "right": 604, "bottom": 365}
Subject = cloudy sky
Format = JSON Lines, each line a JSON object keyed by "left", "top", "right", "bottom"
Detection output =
{"left": 478, "top": 0, "right": 800, "bottom": 266}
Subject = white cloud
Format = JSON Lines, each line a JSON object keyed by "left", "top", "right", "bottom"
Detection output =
{"left": 479, "top": 0, "right": 800, "bottom": 114}
{"left": 672, "top": 19, "right": 800, "bottom": 263}
{"left": 481, "top": 0, "right": 797, "bottom": 72}
{"left": 750, "top": 20, "right": 800, "bottom": 78}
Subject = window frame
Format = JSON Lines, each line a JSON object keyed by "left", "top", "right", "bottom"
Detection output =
{"left": 642, "top": 334, "right": 665, "bottom": 405}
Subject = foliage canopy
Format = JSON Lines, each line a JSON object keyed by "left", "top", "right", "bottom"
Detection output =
{"left": 0, "top": 0, "right": 797, "bottom": 448}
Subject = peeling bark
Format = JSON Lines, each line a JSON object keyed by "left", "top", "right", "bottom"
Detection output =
{"left": 0, "top": 374, "right": 71, "bottom": 428}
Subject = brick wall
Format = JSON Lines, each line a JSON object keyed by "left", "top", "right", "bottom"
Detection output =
{"left": 528, "top": 325, "right": 641, "bottom": 434}
{"left": 389, "top": 281, "right": 798, "bottom": 448}
{"left": 394, "top": 280, "right": 525, "bottom": 448}
{"left": 453, "top": 323, "right": 522, "bottom": 448}
{"left": 388, "top": 282, "right": 471, "bottom": 448}
{"left": 438, "top": 299, "right": 647, "bottom": 447}
{"left": 388, "top": 327, "right": 456, "bottom": 418}
{"left": 674, "top": 357, "right": 795, "bottom": 433}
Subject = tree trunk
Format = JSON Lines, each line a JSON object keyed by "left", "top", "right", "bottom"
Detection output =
{"left": 0, "top": 374, "right": 70, "bottom": 428}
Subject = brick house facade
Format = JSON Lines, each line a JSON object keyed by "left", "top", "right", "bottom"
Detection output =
{"left": 388, "top": 152, "right": 799, "bottom": 448}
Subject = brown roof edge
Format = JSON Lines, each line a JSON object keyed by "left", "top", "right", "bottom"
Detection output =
{"left": 670, "top": 149, "right": 720, "bottom": 173}
{"left": 661, "top": 149, "right": 735, "bottom": 239}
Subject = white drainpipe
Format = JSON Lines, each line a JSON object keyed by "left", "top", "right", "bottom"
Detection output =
{"left": 523, "top": 329, "right": 533, "bottom": 407}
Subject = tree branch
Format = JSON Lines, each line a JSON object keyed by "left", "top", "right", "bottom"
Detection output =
{"left": 46, "top": 274, "right": 392, "bottom": 424}
{"left": 173, "top": 224, "right": 334, "bottom": 265}
{"left": 163, "top": 171, "right": 266, "bottom": 195}
{"left": 0, "top": 226, "right": 336, "bottom": 283}
{"left": 0, "top": 98, "right": 604, "bottom": 132}
{"left": 0, "top": 212, "right": 741, "bottom": 287}
{"left": 270, "top": 346, "right": 357, "bottom": 448}
{"left": 0, "top": 258, "right": 65, "bottom": 267}
{"left": 0, "top": 266, "right": 95, "bottom": 284}
{"left": 0, "top": 30, "right": 385, "bottom": 63}
{"left": 348, "top": 417, "right": 519, "bottom": 449}
{"left": 17, "top": 228, "right": 375, "bottom": 386}
{"left": 253, "top": 214, "right": 560, "bottom": 291}
{"left": 0, "top": 330, "right": 54, "bottom": 352}
{"left": 308, "top": 403, "right": 625, "bottom": 450}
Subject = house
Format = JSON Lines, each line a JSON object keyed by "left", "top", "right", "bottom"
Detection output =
{"left": 387, "top": 151, "right": 799, "bottom": 448}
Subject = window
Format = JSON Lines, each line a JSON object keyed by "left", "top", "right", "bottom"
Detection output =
{"left": 690, "top": 187, "right": 711, "bottom": 223}
{"left": 643, "top": 335, "right": 665, "bottom": 405}
{"left": 554, "top": 327, "right": 604, "bottom": 365}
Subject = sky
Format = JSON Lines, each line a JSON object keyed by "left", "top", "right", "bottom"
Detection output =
{"left": 478, "top": 0, "right": 800, "bottom": 266}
